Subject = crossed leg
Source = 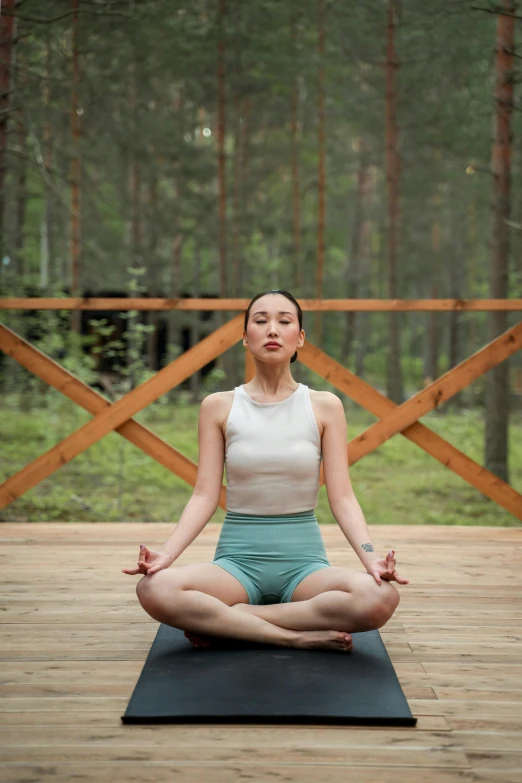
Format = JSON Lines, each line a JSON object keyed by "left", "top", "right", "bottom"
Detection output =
{"left": 136, "top": 563, "right": 354, "bottom": 652}
{"left": 231, "top": 566, "right": 400, "bottom": 633}
{"left": 135, "top": 563, "right": 399, "bottom": 653}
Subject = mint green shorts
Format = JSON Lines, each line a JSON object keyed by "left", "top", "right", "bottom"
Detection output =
{"left": 211, "top": 509, "right": 331, "bottom": 605}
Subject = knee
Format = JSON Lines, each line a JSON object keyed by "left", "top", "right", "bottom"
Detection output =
{"left": 369, "top": 581, "right": 400, "bottom": 629}
{"left": 135, "top": 571, "right": 168, "bottom": 610}
{"left": 136, "top": 571, "right": 186, "bottom": 621}
{"left": 136, "top": 575, "right": 153, "bottom": 608}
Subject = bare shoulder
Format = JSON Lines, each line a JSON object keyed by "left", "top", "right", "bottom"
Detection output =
{"left": 308, "top": 389, "right": 343, "bottom": 438}
{"left": 309, "top": 389, "right": 343, "bottom": 411}
{"left": 200, "top": 390, "right": 235, "bottom": 438}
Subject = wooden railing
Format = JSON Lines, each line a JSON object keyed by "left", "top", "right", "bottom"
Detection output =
{"left": 0, "top": 298, "right": 521, "bottom": 519}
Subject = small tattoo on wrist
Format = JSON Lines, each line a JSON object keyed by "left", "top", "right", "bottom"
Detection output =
{"left": 362, "top": 543, "right": 375, "bottom": 553}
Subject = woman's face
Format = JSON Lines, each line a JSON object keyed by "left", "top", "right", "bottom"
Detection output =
{"left": 244, "top": 294, "right": 303, "bottom": 362}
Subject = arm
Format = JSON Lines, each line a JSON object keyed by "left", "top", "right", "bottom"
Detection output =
{"left": 320, "top": 393, "right": 379, "bottom": 570}
{"left": 321, "top": 395, "right": 409, "bottom": 584}
{"left": 161, "top": 393, "right": 226, "bottom": 561}
{"left": 123, "top": 394, "right": 226, "bottom": 577}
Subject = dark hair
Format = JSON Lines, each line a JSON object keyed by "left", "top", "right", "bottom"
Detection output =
{"left": 244, "top": 289, "right": 303, "bottom": 363}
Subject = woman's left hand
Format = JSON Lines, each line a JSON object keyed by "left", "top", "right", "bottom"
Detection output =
{"left": 366, "top": 550, "right": 410, "bottom": 586}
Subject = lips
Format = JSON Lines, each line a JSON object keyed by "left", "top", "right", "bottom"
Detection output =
{"left": 264, "top": 343, "right": 281, "bottom": 347}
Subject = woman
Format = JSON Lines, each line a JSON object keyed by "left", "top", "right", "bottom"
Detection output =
{"left": 123, "top": 289, "right": 409, "bottom": 653}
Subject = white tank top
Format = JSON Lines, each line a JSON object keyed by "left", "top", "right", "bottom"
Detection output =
{"left": 224, "top": 382, "right": 321, "bottom": 514}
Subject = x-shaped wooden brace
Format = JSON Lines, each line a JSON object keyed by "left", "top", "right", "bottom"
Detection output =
{"left": 0, "top": 315, "right": 244, "bottom": 510}
{"left": 301, "top": 320, "right": 522, "bottom": 520}
{"left": 1, "top": 316, "right": 521, "bottom": 519}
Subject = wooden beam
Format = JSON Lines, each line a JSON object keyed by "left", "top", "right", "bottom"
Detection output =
{"left": 299, "top": 341, "right": 522, "bottom": 521}
{"left": 0, "top": 324, "right": 228, "bottom": 509}
{"left": 0, "top": 315, "right": 243, "bottom": 509}
{"left": 1, "top": 298, "right": 522, "bottom": 311}
{"left": 350, "top": 320, "right": 522, "bottom": 462}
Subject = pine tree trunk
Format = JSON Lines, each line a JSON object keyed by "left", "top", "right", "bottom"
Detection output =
{"left": 425, "top": 283, "right": 439, "bottom": 383}
{"left": 467, "top": 201, "right": 478, "bottom": 354}
{"left": 425, "top": 183, "right": 440, "bottom": 384}
{"left": 447, "top": 198, "right": 465, "bottom": 409}
{"left": 41, "top": 38, "right": 53, "bottom": 290}
{"left": 485, "top": 1, "right": 515, "bottom": 483}
{"left": 354, "top": 162, "right": 375, "bottom": 378}
{"left": 0, "top": 0, "right": 16, "bottom": 267}
{"left": 342, "top": 138, "right": 370, "bottom": 367}
{"left": 217, "top": 0, "right": 227, "bottom": 299}
{"left": 70, "top": 0, "right": 81, "bottom": 330}
{"left": 291, "top": 15, "right": 303, "bottom": 291}
{"left": 146, "top": 174, "right": 159, "bottom": 371}
{"left": 385, "top": 0, "right": 403, "bottom": 403}
{"left": 231, "top": 91, "right": 240, "bottom": 299}
{"left": 216, "top": 0, "right": 230, "bottom": 384}
{"left": 189, "top": 239, "right": 202, "bottom": 402}
{"left": 315, "top": 0, "right": 326, "bottom": 345}
{"left": 171, "top": 91, "right": 186, "bottom": 298}
{"left": 13, "top": 111, "right": 27, "bottom": 277}
{"left": 291, "top": 83, "right": 302, "bottom": 290}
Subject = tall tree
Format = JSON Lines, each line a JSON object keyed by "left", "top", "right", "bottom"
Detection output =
{"left": 290, "top": 12, "right": 303, "bottom": 291}
{"left": 485, "top": 0, "right": 516, "bottom": 483}
{"left": 314, "top": 0, "right": 326, "bottom": 344}
{"left": 0, "top": 0, "right": 16, "bottom": 268}
{"left": 217, "top": 0, "right": 227, "bottom": 299}
{"left": 70, "top": 0, "right": 81, "bottom": 331}
{"left": 385, "top": 0, "right": 404, "bottom": 404}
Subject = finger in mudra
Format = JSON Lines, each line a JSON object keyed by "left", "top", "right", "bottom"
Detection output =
{"left": 122, "top": 544, "right": 172, "bottom": 576}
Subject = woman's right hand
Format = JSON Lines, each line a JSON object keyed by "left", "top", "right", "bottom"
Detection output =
{"left": 121, "top": 545, "right": 174, "bottom": 576}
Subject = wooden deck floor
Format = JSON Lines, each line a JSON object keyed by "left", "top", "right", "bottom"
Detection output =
{"left": 1, "top": 522, "right": 522, "bottom": 783}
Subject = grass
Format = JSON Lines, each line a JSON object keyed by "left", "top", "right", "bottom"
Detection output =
{"left": 0, "top": 395, "right": 520, "bottom": 526}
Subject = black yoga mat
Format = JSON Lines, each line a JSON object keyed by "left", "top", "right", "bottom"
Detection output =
{"left": 121, "top": 624, "right": 417, "bottom": 726}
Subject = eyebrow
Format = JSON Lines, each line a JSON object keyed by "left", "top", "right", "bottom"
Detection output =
{"left": 252, "top": 311, "right": 294, "bottom": 316}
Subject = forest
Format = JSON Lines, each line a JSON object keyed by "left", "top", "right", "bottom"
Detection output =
{"left": 0, "top": 0, "right": 520, "bottom": 524}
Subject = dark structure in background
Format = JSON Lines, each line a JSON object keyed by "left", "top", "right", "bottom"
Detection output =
{"left": 0, "top": 288, "right": 219, "bottom": 391}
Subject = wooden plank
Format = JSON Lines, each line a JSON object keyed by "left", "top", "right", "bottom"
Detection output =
{"left": 409, "top": 700, "right": 522, "bottom": 717}
{"left": 433, "top": 687, "right": 522, "bottom": 702}
{"left": 447, "top": 716, "right": 522, "bottom": 731}
{"left": 423, "top": 663, "right": 522, "bottom": 674}
{"left": 0, "top": 744, "right": 470, "bottom": 767}
{"left": 0, "top": 726, "right": 458, "bottom": 747}
{"left": 1, "top": 296, "right": 521, "bottom": 311}
{"left": 466, "top": 751, "right": 522, "bottom": 771}
{"left": 1, "top": 521, "right": 519, "bottom": 541}
{"left": 0, "top": 662, "right": 144, "bottom": 684}
{"left": 0, "top": 765, "right": 485, "bottom": 783}
{"left": 0, "top": 314, "right": 242, "bottom": 509}
{"left": 433, "top": 731, "right": 522, "bottom": 752}
{"left": 0, "top": 652, "right": 156, "bottom": 661}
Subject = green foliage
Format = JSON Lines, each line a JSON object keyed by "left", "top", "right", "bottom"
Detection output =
{"left": 0, "top": 401, "right": 520, "bottom": 525}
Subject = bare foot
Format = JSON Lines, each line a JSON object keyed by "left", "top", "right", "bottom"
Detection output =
{"left": 184, "top": 628, "right": 353, "bottom": 652}
{"left": 230, "top": 607, "right": 354, "bottom": 653}
{"left": 292, "top": 630, "right": 353, "bottom": 652}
